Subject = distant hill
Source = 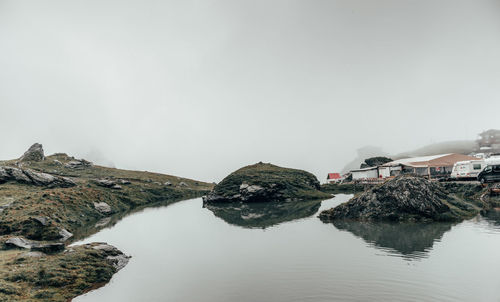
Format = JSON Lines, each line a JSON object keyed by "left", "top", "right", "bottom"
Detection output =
{"left": 341, "top": 146, "right": 389, "bottom": 173}
{"left": 393, "top": 140, "right": 477, "bottom": 159}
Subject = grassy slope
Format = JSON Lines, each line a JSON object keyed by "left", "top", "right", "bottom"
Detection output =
{"left": 0, "top": 153, "right": 213, "bottom": 301}
{"left": 0, "top": 153, "right": 212, "bottom": 241}
{"left": 213, "top": 162, "right": 330, "bottom": 201}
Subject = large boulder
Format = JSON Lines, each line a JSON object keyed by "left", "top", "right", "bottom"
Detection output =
{"left": 319, "top": 175, "right": 478, "bottom": 222}
{"left": 5, "top": 237, "right": 65, "bottom": 253}
{"left": 19, "top": 143, "right": 45, "bottom": 162}
{"left": 203, "top": 162, "right": 329, "bottom": 203}
{"left": 0, "top": 166, "right": 75, "bottom": 188}
{"left": 65, "top": 159, "right": 93, "bottom": 169}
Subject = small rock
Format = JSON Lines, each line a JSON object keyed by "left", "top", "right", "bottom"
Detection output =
{"left": 65, "top": 159, "right": 93, "bottom": 169}
{"left": 179, "top": 182, "right": 189, "bottom": 187}
{"left": 58, "top": 228, "right": 73, "bottom": 241}
{"left": 243, "top": 185, "right": 264, "bottom": 194}
{"left": 107, "top": 254, "right": 131, "bottom": 271}
{"left": 164, "top": 181, "right": 172, "bottom": 186}
{"left": 0, "top": 199, "right": 13, "bottom": 213}
{"left": 21, "top": 251, "right": 46, "bottom": 258}
{"left": 119, "top": 179, "right": 131, "bottom": 185}
{"left": 94, "top": 202, "right": 112, "bottom": 214}
{"left": 94, "top": 179, "right": 116, "bottom": 188}
{"left": 92, "top": 243, "right": 117, "bottom": 253}
{"left": 95, "top": 217, "right": 111, "bottom": 228}
{"left": 32, "top": 216, "right": 50, "bottom": 226}
{"left": 90, "top": 243, "right": 131, "bottom": 270}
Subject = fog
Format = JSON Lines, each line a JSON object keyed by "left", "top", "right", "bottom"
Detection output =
{"left": 1, "top": 0, "right": 499, "bottom": 182}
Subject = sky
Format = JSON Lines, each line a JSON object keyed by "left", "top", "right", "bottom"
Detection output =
{"left": 1, "top": 0, "right": 499, "bottom": 182}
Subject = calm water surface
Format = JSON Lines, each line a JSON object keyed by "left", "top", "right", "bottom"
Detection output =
{"left": 74, "top": 195, "right": 500, "bottom": 302}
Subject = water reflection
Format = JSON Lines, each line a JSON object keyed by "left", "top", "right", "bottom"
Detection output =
{"left": 332, "top": 220, "right": 455, "bottom": 260}
{"left": 70, "top": 196, "right": 199, "bottom": 242}
{"left": 481, "top": 208, "right": 500, "bottom": 231}
{"left": 204, "top": 199, "right": 322, "bottom": 228}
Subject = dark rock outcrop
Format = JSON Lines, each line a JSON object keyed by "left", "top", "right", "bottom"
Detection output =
{"left": 19, "top": 143, "right": 45, "bottom": 162}
{"left": 319, "top": 175, "right": 478, "bottom": 222}
{"left": 203, "top": 162, "right": 329, "bottom": 203}
{"left": 0, "top": 166, "right": 76, "bottom": 188}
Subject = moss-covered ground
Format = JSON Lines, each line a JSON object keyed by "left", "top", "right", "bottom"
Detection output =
{"left": 0, "top": 244, "right": 124, "bottom": 301}
{"left": 211, "top": 162, "right": 331, "bottom": 201}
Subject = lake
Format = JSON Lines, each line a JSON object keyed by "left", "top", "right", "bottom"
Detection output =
{"left": 73, "top": 194, "right": 500, "bottom": 302}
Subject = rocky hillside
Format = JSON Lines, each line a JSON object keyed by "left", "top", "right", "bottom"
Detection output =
{"left": 319, "top": 175, "right": 481, "bottom": 222}
{"left": 0, "top": 144, "right": 213, "bottom": 242}
{"left": 203, "top": 162, "right": 330, "bottom": 203}
{"left": 0, "top": 143, "right": 213, "bottom": 301}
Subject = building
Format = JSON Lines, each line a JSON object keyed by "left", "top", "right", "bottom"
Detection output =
{"left": 351, "top": 166, "right": 379, "bottom": 180}
{"left": 326, "top": 173, "right": 342, "bottom": 183}
{"left": 380, "top": 153, "right": 479, "bottom": 179}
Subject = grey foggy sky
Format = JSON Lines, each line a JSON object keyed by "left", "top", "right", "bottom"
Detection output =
{"left": 1, "top": 0, "right": 499, "bottom": 182}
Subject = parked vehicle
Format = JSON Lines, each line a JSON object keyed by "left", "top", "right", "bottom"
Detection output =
{"left": 477, "top": 164, "right": 500, "bottom": 184}
{"left": 450, "top": 160, "right": 486, "bottom": 179}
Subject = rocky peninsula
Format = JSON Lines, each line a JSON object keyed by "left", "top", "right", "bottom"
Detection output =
{"left": 0, "top": 144, "right": 213, "bottom": 301}
{"left": 203, "top": 162, "right": 331, "bottom": 203}
{"left": 319, "top": 175, "right": 483, "bottom": 222}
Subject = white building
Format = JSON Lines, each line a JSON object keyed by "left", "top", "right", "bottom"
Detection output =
{"left": 349, "top": 153, "right": 481, "bottom": 181}
{"left": 380, "top": 153, "right": 480, "bottom": 178}
{"left": 351, "top": 166, "right": 379, "bottom": 180}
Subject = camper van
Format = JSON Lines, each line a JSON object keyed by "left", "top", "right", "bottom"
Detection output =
{"left": 450, "top": 160, "right": 486, "bottom": 179}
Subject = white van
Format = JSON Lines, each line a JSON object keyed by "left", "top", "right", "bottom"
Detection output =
{"left": 450, "top": 160, "right": 486, "bottom": 179}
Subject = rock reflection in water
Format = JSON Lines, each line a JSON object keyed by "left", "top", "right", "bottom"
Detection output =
{"left": 70, "top": 197, "right": 193, "bottom": 242}
{"left": 332, "top": 220, "right": 454, "bottom": 259}
{"left": 205, "top": 199, "right": 322, "bottom": 228}
{"left": 482, "top": 208, "right": 500, "bottom": 229}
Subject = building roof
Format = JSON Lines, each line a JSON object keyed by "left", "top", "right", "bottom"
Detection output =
{"left": 327, "top": 173, "right": 341, "bottom": 179}
{"left": 383, "top": 153, "right": 479, "bottom": 168}
{"left": 350, "top": 166, "right": 378, "bottom": 172}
